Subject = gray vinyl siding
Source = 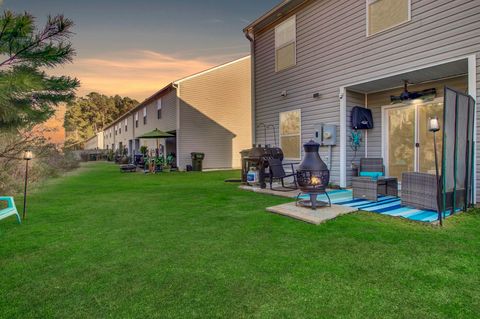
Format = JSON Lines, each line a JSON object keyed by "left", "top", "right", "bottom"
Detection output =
{"left": 345, "top": 91, "right": 366, "bottom": 186}
{"left": 252, "top": 0, "right": 480, "bottom": 192}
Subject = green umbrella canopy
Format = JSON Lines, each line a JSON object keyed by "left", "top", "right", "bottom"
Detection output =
{"left": 138, "top": 129, "right": 174, "bottom": 139}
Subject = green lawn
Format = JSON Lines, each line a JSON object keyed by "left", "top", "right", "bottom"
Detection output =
{"left": 1, "top": 162, "right": 480, "bottom": 318}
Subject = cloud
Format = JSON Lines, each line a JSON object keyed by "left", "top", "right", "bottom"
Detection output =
{"left": 49, "top": 50, "right": 229, "bottom": 101}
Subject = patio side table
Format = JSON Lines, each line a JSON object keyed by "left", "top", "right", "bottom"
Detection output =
{"left": 352, "top": 177, "right": 398, "bottom": 202}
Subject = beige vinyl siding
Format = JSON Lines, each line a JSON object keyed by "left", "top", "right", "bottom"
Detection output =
{"left": 252, "top": 0, "right": 480, "bottom": 190}
{"left": 84, "top": 132, "right": 103, "bottom": 150}
{"left": 133, "top": 88, "right": 177, "bottom": 152}
{"left": 115, "top": 115, "right": 135, "bottom": 152}
{"left": 103, "top": 125, "right": 115, "bottom": 151}
{"left": 177, "top": 57, "right": 252, "bottom": 170}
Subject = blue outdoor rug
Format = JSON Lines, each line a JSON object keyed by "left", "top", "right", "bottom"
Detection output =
{"left": 299, "top": 190, "right": 451, "bottom": 223}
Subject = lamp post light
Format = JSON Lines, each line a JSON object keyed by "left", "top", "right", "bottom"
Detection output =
{"left": 428, "top": 117, "right": 441, "bottom": 225}
{"left": 23, "top": 150, "right": 33, "bottom": 220}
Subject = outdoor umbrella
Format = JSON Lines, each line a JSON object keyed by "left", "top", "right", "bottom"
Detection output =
{"left": 138, "top": 129, "right": 174, "bottom": 155}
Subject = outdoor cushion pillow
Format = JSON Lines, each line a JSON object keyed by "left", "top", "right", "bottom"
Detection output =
{"left": 359, "top": 171, "right": 384, "bottom": 179}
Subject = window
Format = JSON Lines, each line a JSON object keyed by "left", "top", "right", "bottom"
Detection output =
{"left": 367, "top": 0, "right": 411, "bottom": 36}
{"left": 275, "top": 16, "right": 296, "bottom": 72}
{"left": 115, "top": 126, "right": 117, "bottom": 136}
{"left": 135, "top": 112, "right": 139, "bottom": 128}
{"left": 157, "top": 99, "right": 162, "bottom": 119}
{"left": 119, "top": 127, "right": 121, "bottom": 134}
{"left": 125, "top": 119, "right": 128, "bottom": 132}
{"left": 143, "top": 107, "right": 147, "bottom": 125}
{"left": 279, "top": 109, "right": 301, "bottom": 160}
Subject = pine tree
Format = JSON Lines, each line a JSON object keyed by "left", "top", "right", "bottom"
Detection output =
{"left": 0, "top": 11, "right": 79, "bottom": 128}
{"left": 64, "top": 92, "right": 138, "bottom": 148}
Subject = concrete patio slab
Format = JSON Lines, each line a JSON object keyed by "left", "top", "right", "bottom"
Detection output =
{"left": 238, "top": 185, "right": 299, "bottom": 198}
{"left": 266, "top": 202, "right": 358, "bottom": 225}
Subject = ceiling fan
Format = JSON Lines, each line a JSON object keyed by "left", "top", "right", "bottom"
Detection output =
{"left": 390, "top": 80, "right": 436, "bottom": 103}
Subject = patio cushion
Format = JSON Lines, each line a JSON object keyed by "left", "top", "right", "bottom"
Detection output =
{"left": 359, "top": 171, "right": 384, "bottom": 180}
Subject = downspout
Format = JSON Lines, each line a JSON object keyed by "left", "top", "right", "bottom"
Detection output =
{"left": 172, "top": 83, "right": 181, "bottom": 170}
{"left": 131, "top": 111, "right": 135, "bottom": 163}
{"left": 245, "top": 28, "right": 256, "bottom": 147}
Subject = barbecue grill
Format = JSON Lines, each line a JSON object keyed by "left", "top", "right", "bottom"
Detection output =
{"left": 241, "top": 145, "right": 284, "bottom": 188}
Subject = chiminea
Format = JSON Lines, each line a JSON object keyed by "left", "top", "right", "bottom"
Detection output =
{"left": 296, "top": 140, "right": 331, "bottom": 209}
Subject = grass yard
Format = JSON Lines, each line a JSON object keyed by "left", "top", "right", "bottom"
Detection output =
{"left": 1, "top": 162, "right": 480, "bottom": 318}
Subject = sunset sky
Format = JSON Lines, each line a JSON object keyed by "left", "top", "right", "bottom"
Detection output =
{"left": 2, "top": 0, "right": 279, "bottom": 101}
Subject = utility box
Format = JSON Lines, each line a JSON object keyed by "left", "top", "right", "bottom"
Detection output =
{"left": 314, "top": 124, "right": 337, "bottom": 146}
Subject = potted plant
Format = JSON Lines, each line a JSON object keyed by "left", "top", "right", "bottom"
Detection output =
{"left": 166, "top": 153, "right": 176, "bottom": 172}
{"left": 155, "top": 156, "right": 165, "bottom": 172}
{"left": 107, "top": 149, "right": 114, "bottom": 162}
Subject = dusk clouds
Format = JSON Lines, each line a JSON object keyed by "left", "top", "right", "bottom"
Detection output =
{"left": 51, "top": 49, "right": 249, "bottom": 100}
{"left": 3, "top": 0, "right": 278, "bottom": 100}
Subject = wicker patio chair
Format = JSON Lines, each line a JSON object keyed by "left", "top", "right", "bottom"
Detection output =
{"left": 267, "top": 158, "right": 298, "bottom": 191}
{"left": 351, "top": 158, "right": 395, "bottom": 201}
{"left": 358, "top": 158, "right": 385, "bottom": 175}
{"left": 352, "top": 177, "right": 398, "bottom": 201}
{"left": 401, "top": 172, "right": 439, "bottom": 211}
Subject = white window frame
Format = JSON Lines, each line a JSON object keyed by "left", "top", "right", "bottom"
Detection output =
{"left": 279, "top": 109, "right": 302, "bottom": 161}
{"left": 366, "top": 0, "right": 411, "bottom": 37}
{"left": 275, "top": 15, "right": 297, "bottom": 73}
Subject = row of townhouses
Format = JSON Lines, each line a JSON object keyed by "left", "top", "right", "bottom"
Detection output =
{"left": 86, "top": 0, "right": 479, "bottom": 201}
{"left": 85, "top": 56, "right": 252, "bottom": 170}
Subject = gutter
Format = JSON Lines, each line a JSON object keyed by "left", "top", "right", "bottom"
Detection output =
{"left": 244, "top": 29, "right": 256, "bottom": 147}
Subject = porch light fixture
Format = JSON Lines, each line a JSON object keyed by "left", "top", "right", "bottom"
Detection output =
{"left": 428, "top": 117, "right": 440, "bottom": 132}
{"left": 23, "top": 150, "right": 33, "bottom": 220}
{"left": 429, "top": 116, "right": 441, "bottom": 225}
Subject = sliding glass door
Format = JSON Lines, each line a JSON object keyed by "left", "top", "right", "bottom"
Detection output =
{"left": 386, "top": 106, "right": 415, "bottom": 181}
{"left": 384, "top": 99, "right": 443, "bottom": 181}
